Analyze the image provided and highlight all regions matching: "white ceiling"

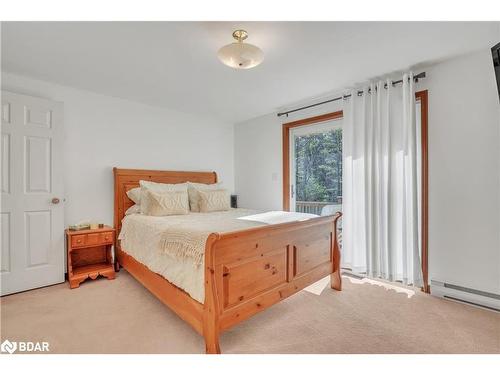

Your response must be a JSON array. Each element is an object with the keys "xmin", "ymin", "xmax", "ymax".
[{"xmin": 1, "ymin": 22, "xmax": 499, "ymax": 123}]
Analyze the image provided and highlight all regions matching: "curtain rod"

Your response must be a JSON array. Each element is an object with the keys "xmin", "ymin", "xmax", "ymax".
[{"xmin": 276, "ymin": 71, "xmax": 426, "ymax": 117}]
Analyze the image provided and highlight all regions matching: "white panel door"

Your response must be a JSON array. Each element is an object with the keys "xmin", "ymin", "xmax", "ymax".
[{"xmin": 1, "ymin": 91, "xmax": 64, "ymax": 295}]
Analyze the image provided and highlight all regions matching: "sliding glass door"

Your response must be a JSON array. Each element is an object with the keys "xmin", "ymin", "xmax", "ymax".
[
  {"xmin": 289, "ymin": 118, "xmax": 343, "ymax": 215},
  {"xmin": 282, "ymin": 91, "xmax": 428, "ymax": 290}
]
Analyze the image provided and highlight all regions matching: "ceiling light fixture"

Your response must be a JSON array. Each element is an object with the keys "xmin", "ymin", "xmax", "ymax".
[{"xmin": 217, "ymin": 30, "xmax": 264, "ymax": 70}]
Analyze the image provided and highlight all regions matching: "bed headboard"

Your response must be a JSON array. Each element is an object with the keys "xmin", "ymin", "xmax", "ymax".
[{"xmin": 113, "ymin": 168, "xmax": 218, "ymax": 242}]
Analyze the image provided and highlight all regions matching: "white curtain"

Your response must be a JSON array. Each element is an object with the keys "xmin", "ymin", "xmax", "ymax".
[{"xmin": 342, "ymin": 72, "xmax": 422, "ymax": 286}]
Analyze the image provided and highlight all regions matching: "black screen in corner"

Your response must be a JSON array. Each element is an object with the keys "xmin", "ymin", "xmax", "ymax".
[{"xmin": 492, "ymin": 42, "xmax": 500, "ymax": 101}]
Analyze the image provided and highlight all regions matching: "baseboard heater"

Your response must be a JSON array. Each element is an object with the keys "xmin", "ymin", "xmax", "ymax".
[{"xmin": 431, "ymin": 280, "xmax": 500, "ymax": 312}]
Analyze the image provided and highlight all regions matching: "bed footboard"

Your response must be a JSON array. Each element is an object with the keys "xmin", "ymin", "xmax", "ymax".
[{"xmin": 203, "ymin": 212, "xmax": 342, "ymax": 353}]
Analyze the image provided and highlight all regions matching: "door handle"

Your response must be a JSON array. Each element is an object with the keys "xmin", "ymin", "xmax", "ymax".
[
  {"xmin": 51, "ymin": 197, "xmax": 60, "ymax": 204},
  {"xmin": 291, "ymin": 185, "xmax": 295, "ymax": 199}
]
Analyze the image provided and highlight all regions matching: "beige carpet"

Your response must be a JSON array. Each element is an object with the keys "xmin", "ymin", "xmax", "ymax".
[{"xmin": 1, "ymin": 270, "xmax": 499, "ymax": 354}]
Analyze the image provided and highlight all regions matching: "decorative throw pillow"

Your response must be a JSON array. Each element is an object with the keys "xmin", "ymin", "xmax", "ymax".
[
  {"xmin": 139, "ymin": 180, "xmax": 188, "ymax": 214},
  {"xmin": 125, "ymin": 204, "xmax": 141, "ymax": 215},
  {"xmin": 198, "ymin": 189, "xmax": 231, "ymax": 213},
  {"xmin": 141, "ymin": 189, "xmax": 189, "ymax": 216},
  {"xmin": 126, "ymin": 187, "xmax": 142, "ymax": 204},
  {"xmin": 187, "ymin": 182, "xmax": 221, "ymax": 212},
  {"xmin": 139, "ymin": 180, "xmax": 188, "ymax": 193}
]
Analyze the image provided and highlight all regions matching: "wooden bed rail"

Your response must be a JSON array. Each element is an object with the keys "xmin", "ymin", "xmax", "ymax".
[{"xmin": 203, "ymin": 212, "xmax": 342, "ymax": 353}]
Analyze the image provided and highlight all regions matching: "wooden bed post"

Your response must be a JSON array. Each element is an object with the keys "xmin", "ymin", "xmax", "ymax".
[
  {"xmin": 330, "ymin": 212, "xmax": 342, "ymax": 291},
  {"xmin": 203, "ymin": 234, "xmax": 221, "ymax": 354}
]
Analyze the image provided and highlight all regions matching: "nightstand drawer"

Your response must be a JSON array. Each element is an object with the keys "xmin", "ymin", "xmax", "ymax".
[
  {"xmin": 71, "ymin": 234, "xmax": 86, "ymax": 247},
  {"xmin": 101, "ymin": 231, "xmax": 113, "ymax": 244},
  {"xmin": 87, "ymin": 233, "xmax": 101, "ymax": 246},
  {"xmin": 70, "ymin": 231, "xmax": 114, "ymax": 248}
]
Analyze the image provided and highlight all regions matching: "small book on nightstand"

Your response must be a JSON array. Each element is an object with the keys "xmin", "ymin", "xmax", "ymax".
[{"xmin": 65, "ymin": 226, "xmax": 116, "ymax": 288}]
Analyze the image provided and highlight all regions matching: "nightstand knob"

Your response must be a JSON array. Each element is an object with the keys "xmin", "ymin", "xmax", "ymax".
[{"xmin": 77, "ymin": 239, "xmax": 82, "ymax": 243}]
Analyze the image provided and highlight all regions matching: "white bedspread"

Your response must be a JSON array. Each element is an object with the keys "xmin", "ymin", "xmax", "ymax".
[{"xmin": 118, "ymin": 208, "xmax": 317, "ymax": 303}]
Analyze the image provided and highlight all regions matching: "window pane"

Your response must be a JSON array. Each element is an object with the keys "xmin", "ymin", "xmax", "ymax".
[{"xmin": 294, "ymin": 128, "xmax": 342, "ymax": 215}]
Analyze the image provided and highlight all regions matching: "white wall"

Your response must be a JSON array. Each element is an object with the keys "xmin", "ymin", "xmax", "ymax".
[
  {"xmin": 422, "ymin": 50, "xmax": 500, "ymax": 294},
  {"xmin": 234, "ymin": 49, "xmax": 500, "ymax": 294},
  {"xmin": 234, "ymin": 113, "xmax": 282, "ymax": 211},
  {"xmin": 1, "ymin": 72, "xmax": 235, "ymax": 227},
  {"xmin": 234, "ymin": 99, "xmax": 343, "ymax": 211}
]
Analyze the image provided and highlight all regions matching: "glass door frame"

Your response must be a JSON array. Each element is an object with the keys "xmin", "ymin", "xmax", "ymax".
[
  {"xmin": 282, "ymin": 110, "xmax": 343, "ymax": 212},
  {"xmin": 288, "ymin": 118, "xmax": 343, "ymax": 212}
]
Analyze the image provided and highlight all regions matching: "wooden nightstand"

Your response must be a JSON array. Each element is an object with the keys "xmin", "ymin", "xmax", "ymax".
[{"xmin": 66, "ymin": 226, "xmax": 116, "ymax": 288}]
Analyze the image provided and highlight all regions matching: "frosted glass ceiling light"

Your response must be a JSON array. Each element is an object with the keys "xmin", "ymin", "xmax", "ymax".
[{"xmin": 217, "ymin": 30, "xmax": 264, "ymax": 69}]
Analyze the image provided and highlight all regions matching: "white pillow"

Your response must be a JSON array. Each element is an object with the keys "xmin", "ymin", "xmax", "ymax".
[
  {"xmin": 139, "ymin": 180, "xmax": 188, "ymax": 214},
  {"xmin": 126, "ymin": 187, "xmax": 141, "ymax": 204},
  {"xmin": 139, "ymin": 180, "xmax": 188, "ymax": 193},
  {"xmin": 198, "ymin": 189, "xmax": 231, "ymax": 213},
  {"xmin": 125, "ymin": 204, "xmax": 141, "ymax": 215},
  {"xmin": 141, "ymin": 189, "xmax": 189, "ymax": 216},
  {"xmin": 187, "ymin": 182, "xmax": 221, "ymax": 212}
]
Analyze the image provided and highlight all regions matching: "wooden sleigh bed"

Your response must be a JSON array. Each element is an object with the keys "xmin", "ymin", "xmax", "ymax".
[{"xmin": 113, "ymin": 168, "xmax": 342, "ymax": 354}]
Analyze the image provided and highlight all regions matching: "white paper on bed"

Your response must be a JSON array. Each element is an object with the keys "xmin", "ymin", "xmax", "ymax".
[{"xmin": 237, "ymin": 210, "xmax": 317, "ymax": 225}]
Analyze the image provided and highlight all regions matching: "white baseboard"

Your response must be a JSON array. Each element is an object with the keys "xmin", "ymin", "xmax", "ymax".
[{"xmin": 431, "ymin": 280, "xmax": 500, "ymax": 312}]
